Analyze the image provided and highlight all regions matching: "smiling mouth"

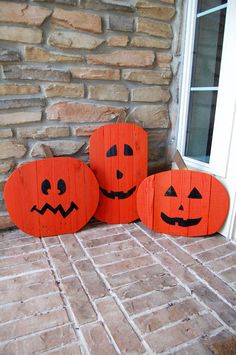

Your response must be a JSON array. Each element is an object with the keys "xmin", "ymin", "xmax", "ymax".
[
  {"xmin": 161, "ymin": 212, "xmax": 202, "ymax": 227},
  {"xmin": 100, "ymin": 186, "xmax": 136, "ymax": 199},
  {"xmin": 31, "ymin": 202, "xmax": 78, "ymax": 218}
]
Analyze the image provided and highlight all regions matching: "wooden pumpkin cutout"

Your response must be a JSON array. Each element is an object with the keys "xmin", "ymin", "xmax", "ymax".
[
  {"xmin": 137, "ymin": 170, "xmax": 229, "ymax": 237},
  {"xmin": 90, "ymin": 123, "xmax": 147, "ymax": 224},
  {"xmin": 4, "ymin": 157, "xmax": 99, "ymax": 237}
]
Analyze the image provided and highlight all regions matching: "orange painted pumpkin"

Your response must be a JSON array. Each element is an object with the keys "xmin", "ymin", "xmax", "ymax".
[
  {"xmin": 137, "ymin": 170, "xmax": 229, "ymax": 237},
  {"xmin": 4, "ymin": 157, "xmax": 99, "ymax": 237},
  {"xmin": 90, "ymin": 123, "xmax": 147, "ymax": 223}
]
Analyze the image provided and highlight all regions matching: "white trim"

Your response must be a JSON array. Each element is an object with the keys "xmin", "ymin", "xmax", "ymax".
[
  {"xmin": 177, "ymin": 0, "xmax": 198, "ymax": 158},
  {"xmin": 197, "ymin": 4, "xmax": 227, "ymax": 18},
  {"xmin": 178, "ymin": 0, "xmax": 236, "ymax": 240},
  {"xmin": 190, "ymin": 87, "xmax": 218, "ymax": 91}
]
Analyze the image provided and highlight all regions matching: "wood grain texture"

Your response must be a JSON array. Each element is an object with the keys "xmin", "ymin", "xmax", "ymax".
[
  {"xmin": 4, "ymin": 157, "xmax": 99, "ymax": 237},
  {"xmin": 137, "ymin": 170, "xmax": 229, "ymax": 237},
  {"xmin": 90, "ymin": 123, "xmax": 147, "ymax": 224}
]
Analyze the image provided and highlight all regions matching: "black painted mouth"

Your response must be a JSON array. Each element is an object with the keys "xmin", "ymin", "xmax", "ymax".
[
  {"xmin": 31, "ymin": 202, "xmax": 78, "ymax": 218},
  {"xmin": 161, "ymin": 212, "xmax": 202, "ymax": 227},
  {"xmin": 100, "ymin": 186, "xmax": 136, "ymax": 199}
]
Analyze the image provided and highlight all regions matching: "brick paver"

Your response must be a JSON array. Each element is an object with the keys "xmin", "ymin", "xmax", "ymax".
[{"xmin": 1, "ymin": 224, "xmax": 236, "ymax": 354}]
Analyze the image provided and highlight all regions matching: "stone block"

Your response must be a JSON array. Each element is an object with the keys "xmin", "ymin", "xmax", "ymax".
[
  {"xmin": 86, "ymin": 239, "xmax": 138, "ymax": 258},
  {"xmin": 131, "ymin": 86, "xmax": 170, "ymax": 102},
  {"xmin": 44, "ymin": 83, "xmax": 84, "ymax": 98},
  {"xmin": 137, "ymin": 18, "xmax": 173, "ymax": 38},
  {"xmin": 74, "ymin": 125, "xmax": 99, "ymax": 137},
  {"xmin": 55, "ymin": 0, "xmax": 78, "ymax": 4},
  {"xmin": 123, "ymin": 285, "xmax": 188, "ymax": 315},
  {"xmin": 99, "ymin": 255, "xmax": 155, "ymax": 276},
  {"xmin": 130, "ymin": 35, "xmax": 171, "ymax": 49},
  {"xmin": 48, "ymin": 245, "xmax": 75, "ymax": 279},
  {"xmin": 47, "ymin": 102, "xmax": 127, "ymax": 123},
  {"xmin": 25, "ymin": 47, "xmax": 83, "ymax": 63},
  {"xmin": 3, "ymin": 65, "xmax": 70, "ymax": 82},
  {"xmin": 0, "ymin": 140, "xmax": 27, "ymax": 159},
  {"xmin": 81, "ymin": 322, "xmax": 116, "ymax": 355},
  {"xmin": 0, "ymin": 99, "xmax": 45, "ymax": 110},
  {"xmin": 0, "ymin": 111, "xmax": 42, "ymax": 126},
  {"xmin": 0, "ymin": 26, "xmax": 42, "ymax": 44},
  {"xmin": 156, "ymin": 52, "xmax": 173, "ymax": 68},
  {"xmin": 88, "ymin": 84, "xmax": 129, "ymax": 101},
  {"xmin": 71, "ymin": 67, "xmax": 120, "ymax": 80},
  {"xmin": 75, "ymin": 259, "xmax": 108, "ymax": 299},
  {"xmin": 0, "ymin": 2, "xmax": 52, "ymax": 26},
  {"xmin": 107, "ymin": 35, "xmax": 129, "ymax": 47},
  {"xmin": 0, "ymin": 324, "xmax": 77, "ymax": 355},
  {"xmin": 191, "ymin": 282, "xmax": 236, "ymax": 330},
  {"xmin": 190, "ymin": 264, "xmax": 236, "ymax": 306},
  {"xmin": 95, "ymin": 297, "xmax": 145, "ymax": 354},
  {"xmin": 0, "ymin": 309, "xmax": 69, "ymax": 343},
  {"xmin": 0, "ymin": 84, "xmax": 40, "ymax": 96},
  {"xmin": 137, "ymin": 1, "xmax": 176, "ymax": 20},
  {"xmin": 145, "ymin": 313, "xmax": 220, "ymax": 353},
  {"xmin": 87, "ymin": 50, "xmax": 155, "ymax": 67},
  {"xmin": 83, "ymin": 0, "xmax": 135, "ymax": 12},
  {"xmin": 30, "ymin": 140, "xmax": 85, "ymax": 157},
  {"xmin": 108, "ymin": 15, "xmax": 133, "ymax": 32},
  {"xmin": 0, "ymin": 213, "xmax": 15, "ymax": 230},
  {"xmin": 17, "ymin": 126, "xmax": 70, "ymax": 139},
  {"xmin": 60, "ymin": 234, "xmax": 86, "ymax": 261},
  {"xmin": 0, "ymin": 48, "xmax": 21, "ymax": 62},
  {"xmin": 60, "ymin": 277, "xmax": 97, "ymax": 325},
  {"xmin": 127, "ymin": 105, "xmax": 169, "ymax": 128},
  {"xmin": 51, "ymin": 7, "xmax": 102, "ymax": 33},
  {"xmin": 0, "ymin": 129, "xmax": 13, "ymax": 138},
  {"xmin": 129, "ymin": 228, "xmax": 164, "ymax": 253},
  {"xmin": 82, "ymin": 233, "xmax": 130, "ymax": 248},
  {"xmin": 48, "ymin": 31, "xmax": 104, "ymax": 50},
  {"xmin": 0, "ymin": 161, "xmax": 14, "ymax": 175},
  {"xmin": 161, "ymin": 0, "xmax": 175, "ymax": 3},
  {"xmin": 123, "ymin": 69, "xmax": 172, "ymax": 85}
]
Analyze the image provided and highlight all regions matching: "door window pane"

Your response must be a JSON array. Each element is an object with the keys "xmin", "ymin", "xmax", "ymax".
[
  {"xmin": 198, "ymin": 0, "xmax": 227, "ymax": 13},
  {"xmin": 191, "ymin": 8, "xmax": 226, "ymax": 87},
  {"xmin": 185, "ymin": 91, "xmax": 218, "ymax": 163}
]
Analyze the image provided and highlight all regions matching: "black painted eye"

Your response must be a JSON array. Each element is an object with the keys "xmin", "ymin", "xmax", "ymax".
[
  {"xmin": 57, "ymin": 179, "xmax": 66, "ymax": 195},
  {"xmin": 41, "ymin": 179, "xmax": 51, "ymax": 195},
  {"xmin": 106, "ymin": 145, "xmax": 117, "ymax": 157},
  {"xmin": 164, "ymin": 185, "xmax": 177, "ymax": 197},
  {"xmin": 188, "ymin": 187, "xmax": 202, "ymax": 199},
  {"xmin": 124, "ymin": 144, "xmax": 133, "ymax": 156}
]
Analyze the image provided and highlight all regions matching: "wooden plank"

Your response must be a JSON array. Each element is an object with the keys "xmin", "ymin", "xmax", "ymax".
[
  {"xmin": 90, "ymin": 123, "xmax": 147, "ymax": 224},
  {"xmin": 137, "ymin": 170, "xmax": 229, "ymax": 237},
  {"xmin": 4, "ymin": 157, "xmax": 99, "ymax": 237}
]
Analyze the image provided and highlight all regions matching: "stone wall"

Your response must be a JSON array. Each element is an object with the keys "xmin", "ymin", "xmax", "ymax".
[{"xmin": 0, "ymin": 0, "xmax": 177, "ymax": 227}]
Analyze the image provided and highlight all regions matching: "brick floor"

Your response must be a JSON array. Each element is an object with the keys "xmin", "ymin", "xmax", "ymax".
[{"xmin": 0, "ymin": 222, "xmax": 236, "ymax": 354}]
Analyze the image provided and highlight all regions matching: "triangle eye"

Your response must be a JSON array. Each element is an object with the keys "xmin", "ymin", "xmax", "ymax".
[
  {"xmin": 164, "ymin": 185, "xmax": 177, "ymax": 197},
  {"xmin": 188, "ymin": 187, "xmax": 202, "ymax": 199},
  {"xmin": 106, "ymin": 145, "xmax": 117, "ymax": 157},
  {"xmin": 124, "ymin": 144, "xmax": 133, "ymax": 156}
]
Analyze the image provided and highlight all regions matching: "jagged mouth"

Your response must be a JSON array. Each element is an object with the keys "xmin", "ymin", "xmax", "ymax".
[
  {"xmin": 100, "ymin": 186, "xmax": 136, "ymax": 199},
  {"xmin": 31, "ymin": 202, "xmax": 79, "ymax": 218},
  {"xmin": 161, "ymin": 212, "xmax": 202, "ymax": 227}
]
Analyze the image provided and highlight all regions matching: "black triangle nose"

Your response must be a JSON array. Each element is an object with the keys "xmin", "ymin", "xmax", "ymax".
[
  {"xmin": 178, "ymin": 204, "xmax": 184, "ymax": 211},
  {"xmin": 116, "ymin": 170, "xmax": 123, "ymax": 179}
]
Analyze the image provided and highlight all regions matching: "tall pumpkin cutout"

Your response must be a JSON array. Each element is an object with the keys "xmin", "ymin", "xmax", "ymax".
[
  {"xmin": 90, "ymin": 123, "xmax": 147, "ymax": 224},
  {"xmin": 4, "ymin": 157, "xmax": 99, "ymax": 237},
  {"xmin": 137, "ymin": 170, "xmax": 229, "ymax": 237}
]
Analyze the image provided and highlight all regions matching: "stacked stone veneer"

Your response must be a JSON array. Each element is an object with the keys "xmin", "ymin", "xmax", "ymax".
[{"xmin": 0, "ymin": 0, "xmax": 176, "ymax": 226}]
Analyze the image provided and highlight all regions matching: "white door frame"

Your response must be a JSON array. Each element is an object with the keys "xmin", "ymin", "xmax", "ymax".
[{"xmin": 177, "ymin": 0, "xmax": 236, "ymax": 240}]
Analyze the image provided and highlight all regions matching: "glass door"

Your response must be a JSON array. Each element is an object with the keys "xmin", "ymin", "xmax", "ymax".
[
  {"xmin": 178, "ymin": 0, "xmax": 236, "ymax": 240},
  {"xmin": 185, "ymin": 1, "xmax": 227, "ymax": 163}
]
